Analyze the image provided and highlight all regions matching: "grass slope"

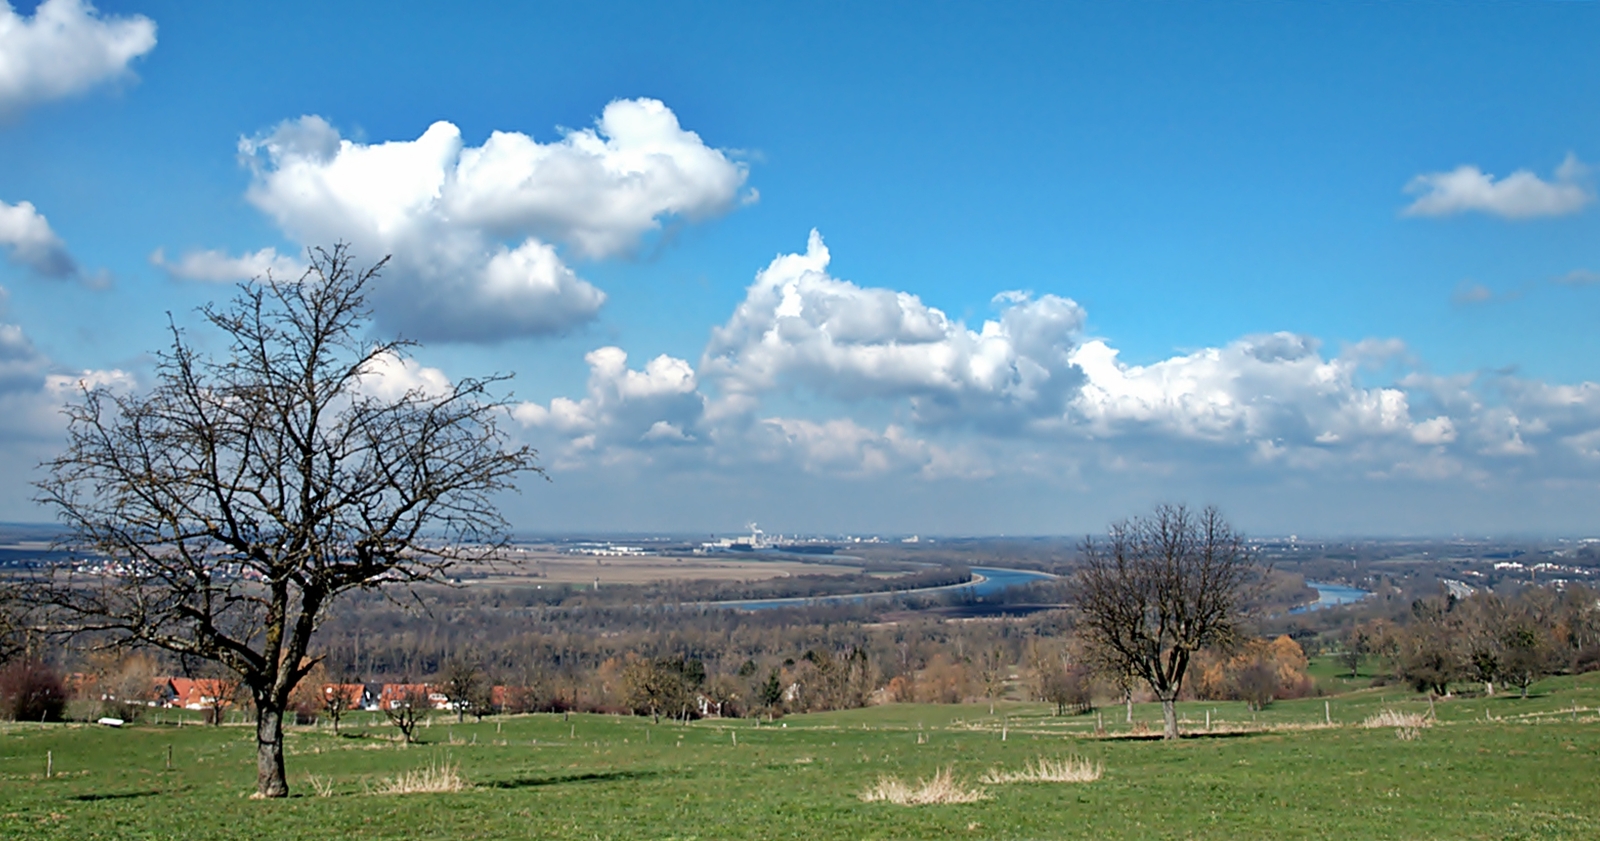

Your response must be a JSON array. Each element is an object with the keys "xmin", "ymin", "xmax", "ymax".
[{"xmin": 3, "ymin": 671, "xmax": 1599, "ymax": 839}]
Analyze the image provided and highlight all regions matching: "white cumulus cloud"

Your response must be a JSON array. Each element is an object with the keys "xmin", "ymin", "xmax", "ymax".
[
  {"xmin": 354, "ymin": 351, "xmax": 453, "ymax": 401},
  {"xmin": 149, "ymin": 246, "xmax": 304, "ymax": 283},
  {"xmin": 0, "ymin": 0, "xmax": 156, "ymax": 117},
  {"xmin": 1068, "ymin": 333, "xmax": 1420, "ymax": 447},
  {"xmin": 701, "ymin": 230, "xmax": 1086, "ymax": 429},
  {"xmin": 1403, "ymin": 154, "xmax": 1592, "ymax": 219},
  {"xmin": 227, "ymin": 99, "xmax": 748, "ymax": 342},
  {"xmin": 514, "ymin": 346, "xmax": 705, "ymax": 466},
  {"xmin": 0, "ymin": 198, "xmax": 77, "ymax": 278}
]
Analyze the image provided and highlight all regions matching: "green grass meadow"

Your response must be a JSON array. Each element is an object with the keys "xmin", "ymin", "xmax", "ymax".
[{"xmin": 4, "ymin": 667, "xmax": 1599, "ymax": 840}]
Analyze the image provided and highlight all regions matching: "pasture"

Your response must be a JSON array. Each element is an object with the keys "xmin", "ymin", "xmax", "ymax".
[{"xmin": 3, "ymin": 674, "xmax": 1599, "ymax": 840}]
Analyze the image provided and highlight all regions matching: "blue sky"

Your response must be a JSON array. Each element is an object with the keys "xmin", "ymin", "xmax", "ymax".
[{"xmin": 1, "ymin": 1, "xmax": 1599, "ymax": 536}]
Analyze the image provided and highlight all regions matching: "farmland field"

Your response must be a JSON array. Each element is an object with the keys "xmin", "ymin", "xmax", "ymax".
[
  {"xmin": 4, "ymin": 671, "xmax": 1599, "ymax": 840},
  {"xmin": 461, "ymin": 548, "xmax": 863, "ymax": 586}
]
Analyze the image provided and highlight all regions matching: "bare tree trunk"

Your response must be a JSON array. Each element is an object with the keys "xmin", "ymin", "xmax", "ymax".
[
  {"xmin": 255, "ymin": 704, "xmax": 289, "ymax": 797},
  {"xmin": 1160, "ymin": 696, "xmax": 1179, "ymax": 740},
  {"xmin": 1125, "ymin": 693, "xmax": 1133, "ymax": 723}
]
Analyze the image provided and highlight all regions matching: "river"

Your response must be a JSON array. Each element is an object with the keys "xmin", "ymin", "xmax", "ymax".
[
  {"xmin": 706, "ymin": 565, "xmax": 1056, "ymax": 611},
  {"xmin": 1289, "ymin": 581, "xmax": 1373, "ymax": 614}
]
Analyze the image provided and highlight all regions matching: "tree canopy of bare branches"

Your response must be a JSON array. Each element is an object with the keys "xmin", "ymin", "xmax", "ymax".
[
  {"xmin": 30, "ymin": 245, "xmax": 540, "ymax": 797},
  {"xmin": 1074, "ymin": 504, "xmax": 1254, "ymax": 739},
  {"xmin": 0, "ymin": 582, "xmax": 24, "ymax": 666}
]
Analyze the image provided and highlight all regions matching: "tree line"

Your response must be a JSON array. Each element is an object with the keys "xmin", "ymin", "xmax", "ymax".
[{"xmin": 1343, "ymin": 584, "xmax": 1600, "ymax": 698}]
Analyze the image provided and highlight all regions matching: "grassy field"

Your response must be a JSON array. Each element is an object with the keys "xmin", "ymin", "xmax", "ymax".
[{"xmin": 3, "ymin": 668, "xmax": 1599, "ymax": 839}]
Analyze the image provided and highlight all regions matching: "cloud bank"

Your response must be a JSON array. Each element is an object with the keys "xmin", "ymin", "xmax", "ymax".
[
  {"xmin": 515, "ymin": 231, "xmax": 1600, "ymax": 497},
  {"xmin": 172, "ymin": 99, "xmax": 749, "ymax": 342},
  {"xmin": 0, "ymin": 0, "xmax": 156, "ymax": 117}
]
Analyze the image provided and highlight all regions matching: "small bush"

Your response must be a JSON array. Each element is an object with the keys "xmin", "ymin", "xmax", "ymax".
[
  {"xmin": 981, "ymin": 756, "xmax": 1102, "ymax": 784},
  {"xmin": 0, "ymin": 661, "xmax": 67, "ymax": 722},
  {"xmin": 859, "ymin": 767, "xmax": 988, "ymax": 805}
]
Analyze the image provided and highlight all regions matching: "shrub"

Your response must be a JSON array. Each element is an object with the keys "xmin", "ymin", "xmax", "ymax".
[
  {"xmin": 1036, "ymin": 660, "xmax": 1094, "ymax": 715},
  {"xmin": 885, "ymin": 675, "xmax": 914, "ymax": 704},
  {"xmin": 1195, "ymin": 635, "xmax": 1314, "ymax": 707},
  {"xmin": 0, "ymin": 661, "xmax": 67, "ymax": 722}
]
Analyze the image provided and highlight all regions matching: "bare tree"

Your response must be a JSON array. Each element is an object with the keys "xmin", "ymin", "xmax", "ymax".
[
  {"xmin": 1074, "ymin": 504, "xmax": 1254, "ymax": 740},
  {"xmin": 442, "ymin": 656, "xmax": 486, "ymax": 723},
  {"xmin": 978, "ymin": 645, "xmax": 1006, "ymax": 715},
  {"xmin": 1034, "ymin": 655, "xmax": 1093, "ymax": 716},
  {"xmin": 383, "ymin": 685, "xmax": 428, "ymax": 743},
  {"xmin": 622, "ymin": 656, "xmax": 695, "ymax": 723},
  {"xmin": 1232, "ymin": 658, "xmax": 1277, "ymax": 711},
  {"xmin": 30, "ymin": 246, "xmax": 540, "ymax": 797},
  {"xmin": 1501, "ymin": 615, "xmax": 1555, "ymax": 699},
  {"xmin": 1338, "ymin": 623, "xmax": 1373, "ymax": 680},
  {"xmin": 97, "ymin": 651, "xmax": 159, "ymax": 721},
  {"xmin": 1397, "ymin": 595, "xmax": 1458, "ymax": 696},
  {"xmin": 204, "ymin": 673, "xmax": 243, "ymax": 726},
  {"xmin": 320, "ymin": 669, "xmax": 358, "ymax": 734},
  {"xmin": 1456, "ymin": 593, "xmax": 1506, "ymax": 695}
]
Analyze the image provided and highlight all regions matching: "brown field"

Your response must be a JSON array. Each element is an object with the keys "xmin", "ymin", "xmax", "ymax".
[{"xmin": 464, "ymin": 547, "xmax": 863, "ymax": 586}]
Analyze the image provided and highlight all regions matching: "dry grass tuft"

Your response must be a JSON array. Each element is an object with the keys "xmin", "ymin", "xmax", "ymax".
[
  {"xmin": 1363, "ymin": 709, "xmax": 1430, "ymax": 741},
  {"xmin": 981, "ymin": 755, "xmax": 1102, "ymax": 784},
  {"xmin": 859, "ymin": 766, "xmax": 989, "ymax": 805},
  {"xmin": 306, "ymin": 774, "xmax": 335, "ymax": 797},
  {"xmin": 1362, "ymin": 709, "xmax": 1431, "ymax": 729},
  {"xmin": 373, "ymin": 759, "xmax": 468, "ymax": 794}
]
